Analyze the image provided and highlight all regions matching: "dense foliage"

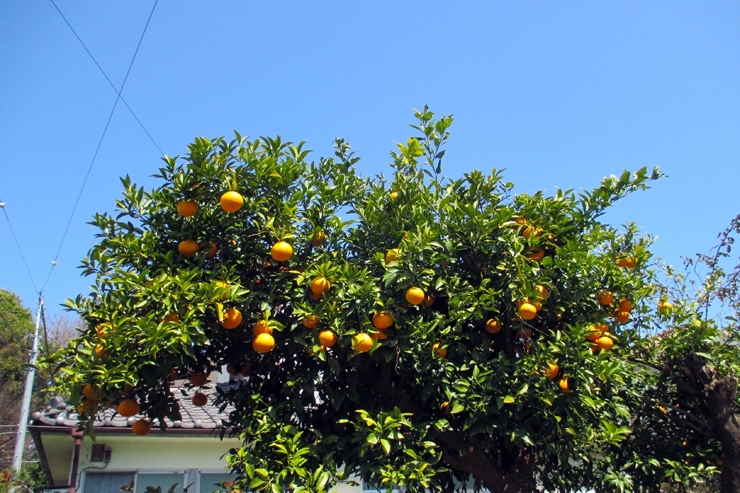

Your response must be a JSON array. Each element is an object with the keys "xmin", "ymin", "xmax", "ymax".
[{"xmin": 50, "ymin": 108, "xmax": 725, "ymax": 493}]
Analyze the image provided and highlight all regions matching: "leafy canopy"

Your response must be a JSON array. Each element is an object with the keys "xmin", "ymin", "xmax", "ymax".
[{"xmin": 51, "ymin": 108, "xmax": 667, "ymax": 493}]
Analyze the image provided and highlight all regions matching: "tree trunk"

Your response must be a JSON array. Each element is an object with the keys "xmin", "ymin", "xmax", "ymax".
[
  {"xmin": 430, "ymin": 429, "xmax": 536, "ymax": 493},
  {"xmin": 682, "ymin": 355, "xmax": 740, "ymax": 493}
]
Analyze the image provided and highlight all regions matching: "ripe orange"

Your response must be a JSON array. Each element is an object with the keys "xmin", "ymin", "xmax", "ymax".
[
  {"xmin": 253, "ymin": 333, "xmax": 275, "ymax": 353},
  {"xmin": 310, "ymin": 276, "xmax": 331, "ymax": 295},
  {"xmin": 96, "ymin": 324, "xmax": 108, "ymax": 338},
  {"xmin": 523, "ymin": 226, "xmax": 541, "ymax": 239},
  {"xmin": 618, "ymin": 299, "xmax": 633, "ymax": 312},
  {"xmin": 597, "ymin": 290, "xmax": 614, "ymax": 305},
  {"xmin": 385, "ymin": 249, "xmax": 401, "ymax": 263},
  {"xmin": 485, "ymin": 318, "xmax": 502, "ymax": 334},
  {"xmin": 535, "ymin": 285, "xmax": 549, "ymax": 299},
  {"xmin": 226, "ymin": 363, "xmax": 240, "ymax": 376},
  {"xmin": 423, "ymin": 295, "xmax": 435, "ymax": 308},
  {"xmin": 118, "ymin": 398, "xmax": 140, "ymax": 417},
  {"xmin": 271, "ymin": 241, "xmax": 293, "ymax": 262},
  {"xmin": 559, "ymin": 377, "xmax": 571, "ymax": 393},
  {"xmin": 131, "ymin": 419, "xmax": 151, "ymax": 436},
  {"xmin": 617, "ymin": 257, "xmax": 635, "ymax": 269},
  {"xmin": 189, "ymin": 372, "xmax": 208, "ymax": 386},
  {"xmin": 82, "ymin": 383, "xmax": 96, "ymax": 399},
  {"xmin": 310, "ymin": 231, "xmax": 327, "ymax": 246},
  {"xmin": 252, "ymin": 320, "xmax": 271, "ymax": 335},
  {"xmin": 370, "ymin": 331, "xmax": 388, "ymax": 340},
  {"xmin": 389, "ymin": 191, "xmax": 398, "ymax": 200},
  {"xmin": 439, "ymin": 401, "xmax": 450, "ymax": 411},
  {"xmin": 525, "ymin": 248, "xmax": 545, "ymax": 262},
  {"xmin": 191, "ymin": 392, "xmax": 208, "ymax": 407},
  {"xmin": 353, "ymin": 333, "xmax": 373, "ymax": 353},
  {"xmin": 406, "ymin": 287, "xmax": 425, "ymax": 305},
  {"xmin": 220, "ymin": 191, "xmax": 244, "ymax": 213},
  {"xmin": 220, "ymin": 307, "xmax": 243, "ymax": 330},
  {"xmin": 658, "ymin": 301, "xmax": 674, "ymax": 314},
  {"xmin": 95, "ymin": 344, "xmax": 105, "ymax": 359},
  {"xmin": 518, "ymin": 328, "xmax": 533, "ymax": 339},
  {"xmin": 614, "ymin": 311, "xmax": 630, "ymax": 323},
  {"xmin": 178, "ymin": 239, "xmax": 200, "ymax": 258},
  {"xmin": 432, "ymin": 343, "xmax": 447, "ymax": 359},
  {"xmin": 372, "ymin": 312, "xmax": 394, "ymax": 330},
  {"xmin": 513, "ymin": 217, "xmax": 526, "ymax": 225},
  {"xmin": 177, "ymin": 200, "xmax": 198, "ymax": 217},
  {"xmin": 545, "ymin": 362, "xmax": 559, "ymax": 380},
  {"xmin": 318, "ymin": 330, "xmax": 337, "ymax": 347},
  {"xmin": 585, "ymin": 325, "xmax": 603, "ymax": 342},
  {"xmin": 518, "ymin": 302, "xmax": 537, "ymax": 321},
  {"xmin": 593, "ymin": 336, "xmax": 614, "ymax": 352},
  {"xmin": 201, "ymin": 241, "xmax": 218, "ymax": 259},
  {"xmin": 303, "ymin": 315, "xmax": 320, "ymax": 329},
  {"xmin": 164, "ymin": 313, "xmax": 180, "ymax": 323}
]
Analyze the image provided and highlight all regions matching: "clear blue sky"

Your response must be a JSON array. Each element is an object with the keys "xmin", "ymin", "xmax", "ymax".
[{"xmin": 1, "ymin": 1, "xmax": 739, "ymax": 318}]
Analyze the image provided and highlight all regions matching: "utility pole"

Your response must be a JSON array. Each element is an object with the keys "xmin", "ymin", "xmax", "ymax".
[{"xmin": 12, "ymin": 294, "xmax": 43, "ymax": 473}]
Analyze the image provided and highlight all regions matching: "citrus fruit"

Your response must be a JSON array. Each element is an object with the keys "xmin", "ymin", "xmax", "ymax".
[
  {"xmin": 513, "ymin": 217, "xmax": 526, "ymax": 225},
  {"xmin": 252, "ymin": 320, "xmax": 271, "ymax": 335},
  {"xmin": 585, "ymin": 325, "xmax": 603, "ymax": 342},
  {"xmin": 545, "ymin": 362, "xmax": 559, "ymax": 380},
  {"xmin": 318, "ymin": 330, "xmax": 337, "ymax": 347},
  {"xmin": 310, "ymin": 276, "xmax": 331, "ymax": 295},
  {"xmin": 618, "ymin": 299, "xmax": 633, "ymax": 312},
  {"xmin": 485, "ymin": 318, "xmax": 502, "ymax": 334},
  {"xmin": 191, "ymin": 392, "xmax": 208, "ymax": 407},
  {"xmin": 658, "ymin": 301, "xmax": 674, "ymax": 314},
  {"xmin": 389, "ymin": 191, "xmax": 398, "ymax": 200},
  {"xmin": 131, "ymin": 419, "xmax": 151, "ymax": 436},
  {"xmin": 177, "ymin": 200, "xmax": 198, "ymax": 217},
  {"xmin": 220, "ymin": 307, "xmax": 243, "ymax": 330},
  {"xmin": 518, "ymin": 302, "xmax": 537, "ymax": 321},
  {"xmin": 614, "ymin": 311, "xmax": 630, "ymax": 323},
  {"xmin": 535, "ymin": 285, "xmax": 549, "ymax": 299},
  {"xmin": 310, "ymin": 231, "xmax": 327, "ymax": 246},
  {"xmin": 303, "ymin": 315, "xmax": 320, "ymax": 329},
  {"xmin": 432, "ymin": 343, "xmax": 447, "ymax": 358},
  {"xmin": 353, "ymin": 333, "xmax": 373, "ymax": 353},
  {"xmin": 617, "ymin": 257, "xmax": 635, "ymax": 269},
  {"xmin": 117, "ymin": 399, "xmax": 141, "ymax": 417},
  {"xmin": 201, "ymin": 241, "xmax": 217, "ymax": 259},
  {"xmin": 226, "ymin": 363, "xmax": 240, "ymax": 376},
  {"xmin": 178, "ymin": 239, "xmax": 199, "ymax": 258},
  {"xmin": 96, "ymin": 324, "xmax": 108, "ymax": 338},
  {"xmin": 559, "ymin": 377, "xmax": 571, "ymax": 393},
  {"xmin": 220, "ymin": 191, "xmax": 243, "ymax": 213},
  {"xmin": 423, "ymin": 295, "xmax": 435, "ymax": 308},
  {"xmin": 525, "ymin": 248, "xmax": 544, "ymax": 261},
  {"xmin": 593, "ymin": 336, "xmax": 614, "ymax": 352},
  {"xmin": 518, "ymin": 328, "xmax": 532, "ymax": 339},
  {"xmin": 168, "ymin": 368, "xmax": 179, "ymax": 382},
  {"xmin": 406, "ymin": 287, "xmax": 425, "ymax": 305},
  {"xmin": 372, "ymin": 312, "xmax": 394, "ymax": 330},
  {"xmin": 370, "ymin": 331, "xmax": 388, "ymax": 340},
  {"xmin": 253, "ymin": 333, "xmax": 275, "ymax": 353},
  {"xmin": 385, "ymin": 249, "xmax": 401, "ymax": 262},
  {"xmin": 95, "ymin": 345, "xmax": 105, "ymax": 359},
  {"xmin": 523, "ymin": 226, "xmax": 541, "ymax": 239},
  {"xmin": 271, "ymin": 241, "xmax": 293, "ymax": 261},
  {"xmin": 82, "ymin": 383, "xmax": 96, "ymax": 399},
  {"xmin": 164, "ymin": 313, "xmax": 180, "ymax": 323},
  {"xmin": 597, "ymin": 290, "xmax": 614, "ymax": 305},
  {"xmin": 239, "ymin": 362, "xmax": 251, "ymax": 376},
  {"xmin": 439, "ymin": 401, "xmax": 450, "ymax": 411},
  {"xmin": 189, "ymin": 372, "xmax": 208, "ymax": 387}
]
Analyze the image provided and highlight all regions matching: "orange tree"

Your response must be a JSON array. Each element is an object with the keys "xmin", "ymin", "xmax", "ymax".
[
  {"xmin": 50, "ymin": 108, "xmax": 671, "ymax": 492},
  {"xmin": 617, "ymin": 215, "xmax": 740, "ymax": 493}
]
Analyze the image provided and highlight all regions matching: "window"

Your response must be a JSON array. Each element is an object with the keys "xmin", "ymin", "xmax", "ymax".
[
  {"xmin": 199, "ymin": 472, "xmax": 239, "ymax": 493},
  {"xmin": 135, "ymin": 472, "xmax": 187, "ymax": 493},
  {"xmin": 84, "ymin": 472, "xmax": 135, "ymax": 493}
]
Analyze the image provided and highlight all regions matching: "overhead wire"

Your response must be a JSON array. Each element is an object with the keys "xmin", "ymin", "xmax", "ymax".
[
  {"xmin": 0, "ymin": 198, "xmax": 40, "ymax": 295},
  {"xmin": 48, "ymin": 0, "xmax": 164, "ymax": 157},
  {"xmin": 39, "ymin": 0, "xmax": 160, "ymax": 294}
]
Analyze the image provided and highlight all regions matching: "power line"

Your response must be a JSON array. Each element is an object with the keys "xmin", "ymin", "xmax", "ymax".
[
  {"xmin": 0, "ymin": 199, "xmax": 39, "ymax": 295},
  {"xmin": 40, "ymin": 0, "xmax": 160, "ymax": 294},
  {"xmin": 48, "ymin": 0, "xmax": 164, "ymax": 157}
]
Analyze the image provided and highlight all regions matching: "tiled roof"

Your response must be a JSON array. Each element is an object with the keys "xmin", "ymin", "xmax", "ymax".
[{"xmin": 31, "ymin": 376, "xmax": 237, "ymax": 431}]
